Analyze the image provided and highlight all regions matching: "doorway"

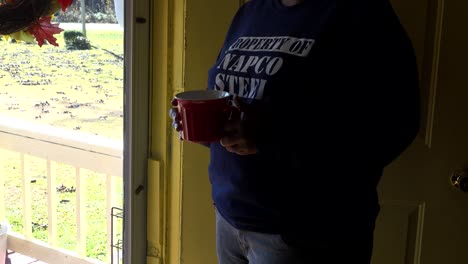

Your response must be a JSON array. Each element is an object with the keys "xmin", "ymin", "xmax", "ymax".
[{"xmin": 0, "ymin": 0, "xmax": 149, "ymax": 263}]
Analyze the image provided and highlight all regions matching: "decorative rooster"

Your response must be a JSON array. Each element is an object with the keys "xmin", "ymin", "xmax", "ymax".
[{"xmin": 0, "ymin": 0, "xmax": 74, "ymax": 47}]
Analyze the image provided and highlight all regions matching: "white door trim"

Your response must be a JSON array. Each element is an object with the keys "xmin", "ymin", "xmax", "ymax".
[{"xmin": 123, "ymin": 0, "xmax": 151, "ymax": 263}]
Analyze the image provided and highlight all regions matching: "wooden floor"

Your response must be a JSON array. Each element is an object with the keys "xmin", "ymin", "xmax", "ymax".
[{"xmin": 6, "ymin": 250, "xmax": 47, "ymax": 264}]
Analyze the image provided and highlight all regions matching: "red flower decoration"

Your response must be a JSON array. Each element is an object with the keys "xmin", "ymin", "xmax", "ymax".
[
  {"xmin": 27, "ymin": 16, "xmax": 64, "ymax": 47},
  {"xmin": 58, "ymin": 0, "xmax": 73, "ymax": 11}
]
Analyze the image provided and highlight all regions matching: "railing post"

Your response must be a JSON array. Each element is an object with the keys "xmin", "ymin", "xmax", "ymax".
[
  {"xmin": 22, "ymin": 154, "xmax": 32, "ymax": 239},
  {"xmin": 0, "ymin": 151, "xmax": 5, "ymax": 221},
  {"xmin": 0, "ymin": 120, "xmax": 123, "ymax": 262},
  {"xmin": 76, "ymin": 168, "xmax": 87, "ymax": 256},
  {"xmin": 106, "ymin": 174, "xmax": 115, "ymax": 264},
  {"xmin": 47, "ymin": 160, "xmax": 58, "ymax": 246}
]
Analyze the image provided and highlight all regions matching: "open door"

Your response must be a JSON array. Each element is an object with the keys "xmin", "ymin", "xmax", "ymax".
[{"xmin": 372, "ymin": 0, "xmax": 468, "ymax": 263}]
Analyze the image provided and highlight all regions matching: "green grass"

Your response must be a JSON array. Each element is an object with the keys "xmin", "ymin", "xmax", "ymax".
[
  {"xmin": 0, "ymin": 28, "xmax": 124, "ymax": 140},
  {"xmin": 0, "ymin": 28, "xmax": 124, "ymax": 262}
]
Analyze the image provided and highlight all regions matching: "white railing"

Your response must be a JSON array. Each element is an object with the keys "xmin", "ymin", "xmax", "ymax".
[{"xmin": 0, "ymin": 116, "xmax": 123, "ymax": 264}]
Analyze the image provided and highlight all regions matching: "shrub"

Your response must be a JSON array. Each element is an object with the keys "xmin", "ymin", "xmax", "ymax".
[
  {"xmin": 71, "ymin": 36, "xmax": 92, "ymax": 50},
  {"xmin": 64, "ymin": 30, "xmax": 92, "ymax": 50},
  {"xmin": 64, "ymin": 30, "xmax": 85, "ymax": 40}
]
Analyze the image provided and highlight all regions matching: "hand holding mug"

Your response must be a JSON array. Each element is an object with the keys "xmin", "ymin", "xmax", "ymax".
[
  {"xmin": 170, "ymin": 90, "xmax": 235, "ymax": 143},
  {"xmin": 220, "ymin": 96, "xmax": 259, "ymax": 156},
  {"xmin": 169, "ymin": 100, "xmax": 183, "ymax": 139}
]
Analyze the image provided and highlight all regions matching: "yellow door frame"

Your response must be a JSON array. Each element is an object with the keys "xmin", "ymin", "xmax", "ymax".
[{"xmin": 148, "ymin": 1, "xmax": 240, "ymax": 264}]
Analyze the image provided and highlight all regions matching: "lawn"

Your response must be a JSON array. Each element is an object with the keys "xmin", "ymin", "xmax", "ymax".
[
  {"xmin": 0, "ymin": 26, "xmax": 124, "ymax": 262},
  {"xmin": 0, "ymin": 27, "xmax": 124, "ymax": 140}
]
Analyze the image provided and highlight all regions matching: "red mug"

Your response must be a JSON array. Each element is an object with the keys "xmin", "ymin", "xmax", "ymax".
[{"xmin": 172, "ymin": 90, "xmax": 235, "ymax": 143}]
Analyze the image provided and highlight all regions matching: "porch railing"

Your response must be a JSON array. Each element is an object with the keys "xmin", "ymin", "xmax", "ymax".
[{"xmin": 0, "ymin": 116, "xmax": 123, "ymax": 264}]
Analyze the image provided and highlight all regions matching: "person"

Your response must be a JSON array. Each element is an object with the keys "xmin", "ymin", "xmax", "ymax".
[{"xmin": 170, "ymin": 0, "xmax": 420, "ymax": 263}]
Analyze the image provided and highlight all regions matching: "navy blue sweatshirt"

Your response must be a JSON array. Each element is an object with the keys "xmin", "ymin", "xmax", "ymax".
[{"xmin": 206, "ymin": 0, "xmax": 420, "ymax": 246}]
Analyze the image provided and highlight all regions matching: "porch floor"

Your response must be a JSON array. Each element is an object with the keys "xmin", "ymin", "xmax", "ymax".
[{"xmin": 6, "ymin": 250, "xmax": 47, "ymax": 264}]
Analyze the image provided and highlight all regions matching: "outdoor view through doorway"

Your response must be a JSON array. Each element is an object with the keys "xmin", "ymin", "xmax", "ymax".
[{"xmin": 0, "ymin": 0, "xmax": 125, "ymax": 263}]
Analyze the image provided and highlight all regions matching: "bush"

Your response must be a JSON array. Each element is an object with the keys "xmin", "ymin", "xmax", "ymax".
[
  {"xmin": 72, "ymin": 36, "xmax": 92, "ymax": 50},
  {"xmin": 64, "ymin": 30, "xmax": 85, "ymax": 40},
  {"xmin": 64, "ymin": 30, "xmax": 92, "ymax": 50}
]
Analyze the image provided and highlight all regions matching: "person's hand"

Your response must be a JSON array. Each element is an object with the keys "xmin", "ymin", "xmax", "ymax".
[
  {"xmin": 220, "ymin": 96, "xmax": 259, "ymax": 155},
  {"xmin": 169, "ymin": 99, "xmax": 183, "ymax": 139}
]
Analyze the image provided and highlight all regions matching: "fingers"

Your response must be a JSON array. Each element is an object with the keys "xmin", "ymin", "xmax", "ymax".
[
  {"xmin": 223, "ymin": 144, "xmax": 258, "ymax": 155},
  {"xmin": 220, "ymin": 135, "xmax": 257, "ymax": 155},
  {"xmin": 173, "ymin": 121, "xmax": 182, "ymax": 132},
  {"xmin": 220, "ymin": 119, "xmax": 242, "ymax": 149},
  {"xmin": 220, "ymin": 115, "xmax": 257, "ymax": 155},
  {"xmin": 224, "ymin": 119, "xmax": 240, "ymax": 134},
  {"xmin": 169, "ymin": 107, "xmax": 182, "ymax": 132},
  {"xmin": 169, "ymin": 108, "xmax": 179, "ymax": 120},
  {"xmin": 220, "ymin": 134, "xmax": 239, "ymax": 148}
]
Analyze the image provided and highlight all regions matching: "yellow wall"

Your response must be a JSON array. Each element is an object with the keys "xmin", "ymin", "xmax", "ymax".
[
  {"xmin": 182, "ymin": 1, "xmax": 239, "ymax": 264},
  {"xmin": 149, "ymin": 1, "xmax": 240, "ymax": 264}
]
